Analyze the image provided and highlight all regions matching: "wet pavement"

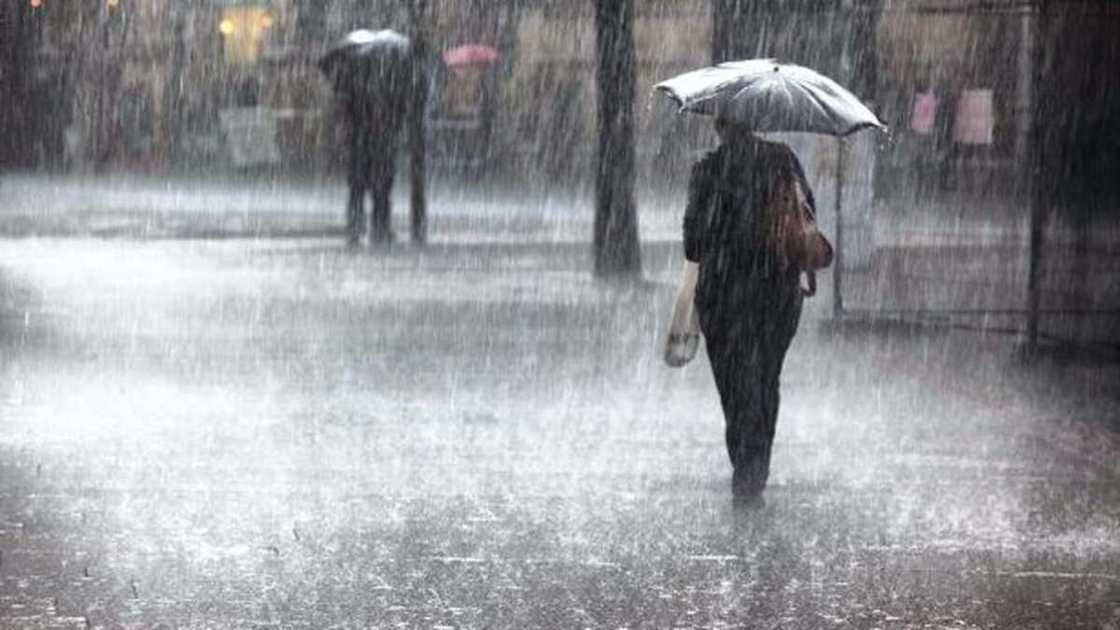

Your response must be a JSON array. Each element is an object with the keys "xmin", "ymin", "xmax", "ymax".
[{"xmin": 1, "ymin": 192, "xmax": 1119, "ymax": 627}]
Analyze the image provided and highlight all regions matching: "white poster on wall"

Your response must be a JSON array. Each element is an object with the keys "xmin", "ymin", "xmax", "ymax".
[
  {"xmin": 910, "ymin": 90, "xmax": 938, "ymax": 135},
  {"xmin": 953, "ymin": 89, "xmax": 994, "ymax": 145},
  {"xmin": 219, "ymin": 107, "xmax": 281, "ymax": 167}
]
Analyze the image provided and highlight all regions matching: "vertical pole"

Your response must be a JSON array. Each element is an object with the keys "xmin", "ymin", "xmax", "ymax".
[
  {"xmin": 833, "ymin": 137, "xmax": 846, "ymax": 319},
  {"xmin": 94, "ymin": 2, "xmax": 108, "ymax": 168},
  {"xmin": 1014, "ymin": 5, "xmax": 1034, "ymax": 168},
  {"xmin": 408, "ymin": 0, "xmax": 429, "ymax": 244},
  {"xmin": 1026, "ymin": 186, "xmax": 1044, "ymax": 352},
  {"xmin": 165, "ymin": 6, "xmax": 187, "ymax": 169},
  {"xmin": 493, "ymin": 0, "xmax": 522, "ymax": 173},
  {"xmin": 1025, "ymin": 1, "xmax": 1045, "ymax": 354}
]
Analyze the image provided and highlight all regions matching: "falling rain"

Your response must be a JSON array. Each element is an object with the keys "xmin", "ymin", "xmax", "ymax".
[{"xmin": 1, "ymin": 0, "xmax": 1118, "ymax": 628}]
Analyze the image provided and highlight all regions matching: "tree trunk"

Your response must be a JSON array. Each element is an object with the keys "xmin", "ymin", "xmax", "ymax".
[
  {"xmin": 408, "ymin": 0, "xmax": 430, "ymax": 244},
  {"xmin": 593, "ymin": 0, "xmax": 641, "ymax": 278},
  {"xmin": 0, "ymin": 1, "xmax": 34, "ymax": 168}
]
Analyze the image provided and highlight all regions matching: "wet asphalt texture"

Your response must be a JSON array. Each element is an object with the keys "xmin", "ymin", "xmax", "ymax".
[{"xmin": 0, "ymin": 231, "xmax": 1118, "ymax": 629}]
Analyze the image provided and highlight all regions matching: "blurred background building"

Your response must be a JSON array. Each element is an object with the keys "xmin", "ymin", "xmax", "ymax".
[
  {"xmin": 1, "ymin": 0, "xmax": 1117, "ymax": 219},
  {"xmin": 0, "ymin": 0, "xmax": 712, "ymax": 180}
]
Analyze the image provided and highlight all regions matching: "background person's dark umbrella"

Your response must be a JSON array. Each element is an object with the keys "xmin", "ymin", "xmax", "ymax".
[
  {"xmin": 318, "ymin": 29, "xmax": 412, "ymax": 94},
  {"xmin": 655, "ymin": 59, "xmax": 885, "ymax": 318},
  {"xmin": 655, "ymin": 59, "xmax": 884, "ymax": 136}
]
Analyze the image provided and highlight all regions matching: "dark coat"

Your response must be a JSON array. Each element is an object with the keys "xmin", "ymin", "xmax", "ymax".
[
  {"xmin": 337, "ymin": 56, "xmax": 413, "ymax": 141},
  {"xmin": 683, "ymin": 137, "xmax": 816, "ymax": 314},
  {"xmin": 337, "ymin": 56, "xmax": 421, "ymax": 242},
  {"xmin": 681, "ymin": 136, "xmax": 815, "ymax": 498}
]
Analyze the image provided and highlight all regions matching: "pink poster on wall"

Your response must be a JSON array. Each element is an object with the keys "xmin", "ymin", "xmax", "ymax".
[
  {"xmin": 953, "ymin": 89, "xmax": 994, "ymax": 145},
  {"xmin": 910, "ymin": 91, "xmax": 937, "ymax": 135}
]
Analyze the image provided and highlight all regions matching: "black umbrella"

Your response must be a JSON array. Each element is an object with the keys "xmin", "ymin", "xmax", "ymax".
[
  {"xmin": 318, "ymin": 29, "xmax": 412, "ymax": 95},
  {"xmin": 655, "ymin": 59, "xmax": 884, "ymax": 136}
]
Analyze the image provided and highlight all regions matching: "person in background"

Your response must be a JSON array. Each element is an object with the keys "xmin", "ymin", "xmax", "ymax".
[{"xmin": 334, "ymin": 51, "xmax": 414, "ymax": 247}]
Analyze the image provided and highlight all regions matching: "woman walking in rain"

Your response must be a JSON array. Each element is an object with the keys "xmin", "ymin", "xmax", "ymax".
[
  {"xmin": 658, "ymin": 59, "xmax": 880, "ymax": 505},
  {"xmin": 683, "ymin": 118, "xmax": 818, "ymax": 504}
]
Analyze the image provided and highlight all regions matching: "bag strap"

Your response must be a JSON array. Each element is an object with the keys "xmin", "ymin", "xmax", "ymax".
[{"xmin": 801, "ymin": 271, "xmax": 817, "ymax": 297}]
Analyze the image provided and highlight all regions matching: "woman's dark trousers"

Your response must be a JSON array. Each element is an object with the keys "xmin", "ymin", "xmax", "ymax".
[{"xmin": 700, "ymin": 288, "xmax": 801, "ymax": 500}]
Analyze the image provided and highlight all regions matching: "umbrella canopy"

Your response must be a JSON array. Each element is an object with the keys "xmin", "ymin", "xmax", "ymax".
[
  {"xmin": 318, "ymin": 29, "xmax": 412, "ymax": 91},
  {"xmin": 443, "ymin": 44, "xmax": 499, "ymax": 68},
  {"xmin": 655, "ymin": 59, "xmax": 884, "ymax": 136}
]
